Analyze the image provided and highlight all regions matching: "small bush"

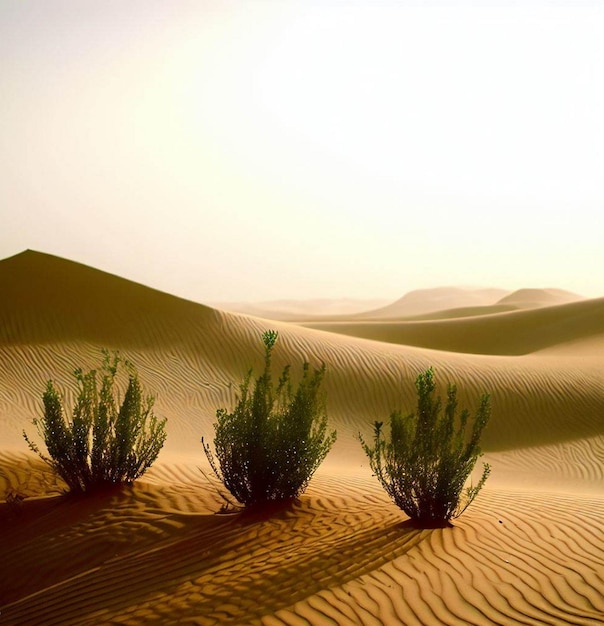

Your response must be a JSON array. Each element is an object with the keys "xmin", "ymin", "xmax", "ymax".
[
  {"xmin": 360, "ymin": 367, "xmax": 491, "ymax": 526},
  {"xmin": 202, "ymin": 330, "xmax": 337, "ymax": 508},
  {"xmin": 23, "ymin": 350, "xmax": 167, "ymax": 494}
]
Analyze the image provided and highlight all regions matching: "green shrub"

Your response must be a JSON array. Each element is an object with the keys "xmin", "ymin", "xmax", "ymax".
[
  {"xmin": 360, "ymin": 367, "xmax": 491, "ymax": 526},
  {"xmin": 202, "ymin": 330, "xmax": 337, "ymax": 508},
  {"xmin": 23, "ymin": 350, "xmax": 167, "ymax": 494}
]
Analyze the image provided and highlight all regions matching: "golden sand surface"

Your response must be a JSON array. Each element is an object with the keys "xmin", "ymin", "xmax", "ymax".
[{"xmin": 1, "ymin": 251, "xmax": 603, "ymax": 625}]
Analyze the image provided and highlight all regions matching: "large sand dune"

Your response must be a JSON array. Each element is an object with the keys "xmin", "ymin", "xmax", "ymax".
[{"xmin": 1, "ymin": 250, "xmax": 603, "ymax": 625}]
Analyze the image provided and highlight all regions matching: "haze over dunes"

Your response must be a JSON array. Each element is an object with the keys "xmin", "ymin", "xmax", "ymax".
[
  {"xmin": 218, "ymin": 286, "xmax": 586, "ymax": 324},
  {"xmin": 350, "ymin": 287, "xmax": 511, "ymax": 320},
  {"xmin": 211, "ymin": 297, "xmax": 391, "ymax": 322},
  {"xmin": 496, "ymin": 288, "xmax": 584, "ymax": 309},
  {"xmin": 0, "ymin": 250, "xmax": 603, "ymax": 625}
]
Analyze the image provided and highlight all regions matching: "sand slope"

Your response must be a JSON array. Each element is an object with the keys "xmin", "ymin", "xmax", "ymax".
[
  {"xmin": 302, "ymin": 296, "xmax": 604, "ymax": 355},
  {"xmin": 1, "ymin": 250, "xmax": 603, "ymax": 625}
]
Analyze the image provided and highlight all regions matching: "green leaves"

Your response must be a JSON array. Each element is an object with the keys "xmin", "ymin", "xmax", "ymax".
[
  {"xmin": 23, "ymin": 351, "xmax": 167, "ymax": 493},
  {"xmin": 262, "ymin": 329, "xmax": 279, "ymax": 351},
  {"xmin": 360, "ymin": 368, "xmax": 491, "ymax": 526},
  {"xmin": 203, "ymin": 330, "xmax": 337, "ymax": 508}
]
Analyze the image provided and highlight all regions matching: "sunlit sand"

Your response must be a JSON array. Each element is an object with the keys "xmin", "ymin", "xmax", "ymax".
[{"xmin": 1, "ymin": 251, "xmax": 603, "ymax": 625}]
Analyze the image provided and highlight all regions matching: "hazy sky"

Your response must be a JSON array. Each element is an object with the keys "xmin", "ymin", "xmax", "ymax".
[{"xmin": 2, "ymin": 0, "xmax": 603, "ymax": 302}]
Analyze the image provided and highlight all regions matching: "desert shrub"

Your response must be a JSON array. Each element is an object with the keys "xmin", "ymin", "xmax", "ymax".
[
  {"xmin": 360, "ymin": 367, "xmax": 491, "ymax": 526},
  {"xmin": 23, "ymin": 350, "xmax": 167, "ymax": 494},
  {"xmin": 202, "ymin": 330, "xmax": 337, "ymax": 508}
]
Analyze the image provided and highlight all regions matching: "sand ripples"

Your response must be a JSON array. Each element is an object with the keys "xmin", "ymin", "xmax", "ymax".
[
  {"xmin": 1, "ymin": 458, "xmax": 602, "ymax": 625},
  {"xmin": 267, "ymin": 487, "xmax": 604, "ymax": 626},
  {"xmin": 1, "ymin": 252, "xmax": 603, "ymax": 624}
]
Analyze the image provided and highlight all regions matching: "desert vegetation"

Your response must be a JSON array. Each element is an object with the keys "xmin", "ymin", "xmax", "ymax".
[
  {"xmin": 23, "ymin": 350, "xmax": 167, "ymax": 494},
  {"xmin": 360, "ymin": 367, "xmax": 491, "ymax": 526},
  {"xmin": 202, "ymin": 330, "xmax": 337, "ymax": 508}
]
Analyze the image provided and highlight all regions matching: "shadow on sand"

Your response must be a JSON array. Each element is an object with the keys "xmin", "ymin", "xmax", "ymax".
[{"xmin": 0, "ymin": 489, "xmax": 437, "ymax": 624}]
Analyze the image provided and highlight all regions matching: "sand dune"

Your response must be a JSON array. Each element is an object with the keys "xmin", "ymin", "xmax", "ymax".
[
  {"xmin": 496, "ymin": 287, "xmax": 584, "ymax": 309},
  {"xmin": 350, "ymin": 287, "xmax": 510, "ymax": 320},
  {"xmin": 1, "ymin": 250, "xmax": 603, "ymax": 625},
  {"xmin": 277, "ymin": 287, "xmax": 585, "ymax": 324},
  {"xmin": 303, "ymin": 296, "xmax": 604, "ymax": 356}
]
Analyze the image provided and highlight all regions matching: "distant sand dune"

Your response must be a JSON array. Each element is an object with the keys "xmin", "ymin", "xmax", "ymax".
[
  {"xmin": 211, "ymin": 297, "xmax": 392, "ymax": 320},
  {"xmin": 496, "ymin": 287, "xmax": 584, "ymax": 309},
  {"xmin": 1, "ymin": 250, "xmax": 603, "ymax": 625},
  {"xmin": 350, "ymin": 287, "xmax": 510, "ymax": 320},
  {"xmin": 303, "ymin": 296, "xmax": 604, "ymax": 355}
]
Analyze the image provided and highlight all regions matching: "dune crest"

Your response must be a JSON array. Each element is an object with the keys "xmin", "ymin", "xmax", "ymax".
[{"xmin": 496, "ymin": 287, "xmax": 584, "ymax": 308}]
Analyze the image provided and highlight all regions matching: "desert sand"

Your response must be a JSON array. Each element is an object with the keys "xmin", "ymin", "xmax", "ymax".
[{"xmin": 1, "ymin": 250, "xmax": 603, "ymax": 625}]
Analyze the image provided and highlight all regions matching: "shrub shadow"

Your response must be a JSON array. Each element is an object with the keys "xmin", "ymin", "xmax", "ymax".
[{"xmin": 1, "ymin": 492, "xmax": 433, "ymax": 624}]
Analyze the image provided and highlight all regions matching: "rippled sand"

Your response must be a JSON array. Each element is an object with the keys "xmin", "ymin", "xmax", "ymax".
[{"xmin": 1, "ymin": 251, "xmax": 602, "ymax": 625}]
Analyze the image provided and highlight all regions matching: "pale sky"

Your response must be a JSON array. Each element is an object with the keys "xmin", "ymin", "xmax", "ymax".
[{"xmin": 1, "ymin": 0, "xmax": 603, "ymax": 302}]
